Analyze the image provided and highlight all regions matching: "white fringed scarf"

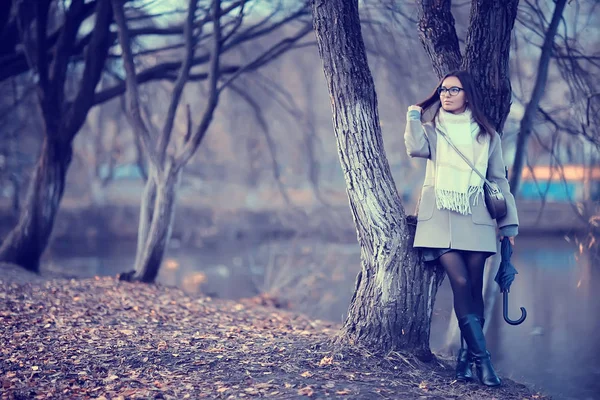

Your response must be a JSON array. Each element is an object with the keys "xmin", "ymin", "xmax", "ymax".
[{"xmin": 434, "ymin": 108, "xmax": 489, "ymax": 215}]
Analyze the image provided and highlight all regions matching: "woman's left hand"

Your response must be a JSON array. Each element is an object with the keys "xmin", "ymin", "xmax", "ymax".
[{"xmin": 500, "ymin": 236, "xmax": 515, "ymax": 246}]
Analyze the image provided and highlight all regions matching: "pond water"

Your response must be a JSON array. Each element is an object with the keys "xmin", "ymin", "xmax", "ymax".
[{"xmin": 41, "ymin": 235, "xmax": 599, "ymax": 400}]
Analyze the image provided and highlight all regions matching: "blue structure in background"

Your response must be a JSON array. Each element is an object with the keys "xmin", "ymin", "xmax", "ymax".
[
  {"xmin": 98, "ymin": 164, "xmax": 144, "ymax": 180},
  {"xmin": 519, "ymin": 181, "xmax": 578, "ymax": 202},
  {"xmin": 517, "ymin": 165, "xmax": 600, "ymax": 202}
]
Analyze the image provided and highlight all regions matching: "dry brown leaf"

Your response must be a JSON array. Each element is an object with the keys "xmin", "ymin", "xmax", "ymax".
[
  {"xmin": 300, "ymin": 371, "xmax": 313, "ymax": 378},
  {"xmin": 297, "ymin": 386, "xmax": 314, "ymax": 397},
  {"xmin": 336, "ymin": 388, "xmax": 352, "ymax": 395},
  {"xmin": 254, "ymin": 382, "xmax": 273, "ymax": 390},
  {"xmin": 318, "ymin": 356, "xmax": 333, "ymax": 366},
  {"xmin": 104, "ymin": 375, "xmax": 118, "ymax": 382}
]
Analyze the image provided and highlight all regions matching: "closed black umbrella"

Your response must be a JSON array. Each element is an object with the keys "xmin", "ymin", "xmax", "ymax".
[{"xmin": 494, "ymin": 237, "xmax": 527, "ymax": 325}]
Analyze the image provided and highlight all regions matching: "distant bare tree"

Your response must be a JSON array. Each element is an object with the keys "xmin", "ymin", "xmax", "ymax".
[
  {"xmin": 0, "ymin": 0, "xmax": 311, "ymax": 273},
  {"xmin": 510, "ymin": 0, "xmax": 600, "ymax": 193},
  {"xmin": 0, "ymin": 0, "xmax": 114, "ymax": 272},
  {"xmin": 510, "ymin": 0, "xmax": 568, "ymax": 193},
  {"xmin": 113, "ymin": 0, "xmax": 312, "ymax": 283}
]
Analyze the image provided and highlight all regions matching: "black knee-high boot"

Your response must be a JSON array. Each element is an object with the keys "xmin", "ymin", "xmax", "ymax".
[
  {"xmin": 458, "ymin": 314, "xmax": 500, "ymax": 387},
  {"xmin": 455, "ymin": 333, "xmax": 473, "ymax": 381},
  {"xmin": 455, "ymin": 316, "xmax": 484, "ymax": 381}
]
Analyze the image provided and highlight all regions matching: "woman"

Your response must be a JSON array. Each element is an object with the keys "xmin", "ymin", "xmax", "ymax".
[{"xmin": 404, "ymin": 70, "xmax": 519, "ymax": 387}]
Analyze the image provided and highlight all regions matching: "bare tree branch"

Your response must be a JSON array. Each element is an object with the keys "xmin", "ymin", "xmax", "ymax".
[
  {"xmin": 183, "ymin": 104, "xmax": 192, "ymax": 144},
  {"xmin": 48, "ymin": 0, "xmax": 85, "ymax": 105},
  {"xmin": 35, "ymin": 0, "xmax": 51, "ymax": 91},
  {"xmin": 218, "ymin": 23, "xmax": 312, "ymax": 92},
  {"xmin": 510, "ymin": 0, "xmax": 570, "ymax": 192},
  {"xmin": 94, "ymin": 13, "xmax": 311, "ymax": 105},
  {"xmin": 0, "ymin": 1, "xmax": 98, "ymax": 82},
  {"xmin": 157, "ymin": 0, "xmax": 198, "ymax": 163},
  {"xmin": 0, "ymin": 0, "xmax": 248, "ymax": 83},
  {"xmin": 229, "ymin": 82, "xmax": 292, "ymax": 205},
  {"xmin": 174, "ymin": 0, "xmax": 222, "ymax": 170},
  {"xmin": 62, "ymin": 0, "xmax": 114, "ymax": 142},
  {"xmin": 111, "ymin": 0, "xmax": 160, "ymax": 168}
]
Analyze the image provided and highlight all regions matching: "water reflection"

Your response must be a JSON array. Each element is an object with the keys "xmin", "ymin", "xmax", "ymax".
[
  {"xmin": 42, "ymin": 236, "xmax": 599, "ymax": 400},
  {"xmin": 487, "ymin": 237, "xmax": 600, "ymax": 400}
]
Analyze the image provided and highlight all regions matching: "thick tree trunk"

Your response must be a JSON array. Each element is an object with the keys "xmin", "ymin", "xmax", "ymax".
[
  {"xmin": 135, "ymin": 166, "xmax": 158, "ymax": 265},
  {"xmin": 312, "ymin": 0, "xmax": 444, "ymax": 358},
  {"xmin": 416, "ymin": 0, "xmax": 462, "ymax": 76},
  {"xmin": 461, "ymin": 0, "xmax": 520, "ymax": 350},
  {"xmin": 462, "ymin": 0, "xmax": 519, "ymax": 132},
  {"xmin": 0, "ymin": 135, "xmax": 72, "ymax": 272},
  {"xmin": 131, "ymin": 163, "xmax": 181, "ymax": 283},
  {"xmin": 1, "ymin": 0, "xmax": 112, "ymax": 273}
]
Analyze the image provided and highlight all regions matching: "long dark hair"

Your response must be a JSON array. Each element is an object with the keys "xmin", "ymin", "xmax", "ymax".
[{"xmin": 416, "ymin": 70, "xmax": 495, "ymax": 141}]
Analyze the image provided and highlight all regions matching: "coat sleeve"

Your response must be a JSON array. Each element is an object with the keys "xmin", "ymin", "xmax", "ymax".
[
  {"xmin": 488, "ymin": 132, "xmax": 519, "ymax": 231},
  {"xmin": 404, "ymin": 110, "xmax": 431, "ymax": 159}
]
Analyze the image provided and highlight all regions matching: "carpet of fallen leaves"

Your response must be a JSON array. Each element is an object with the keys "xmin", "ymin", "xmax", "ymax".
[{"xmin": 0, "ymin": 266, "xmax": 550, "ymax": 399}]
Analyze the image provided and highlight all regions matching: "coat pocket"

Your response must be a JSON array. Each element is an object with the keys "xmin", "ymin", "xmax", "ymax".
[
  {"xmin": 417, "ymin": 186, "xmax": 435, "ymax": 221},
  {"xmin": 471, "ymin": 201, "xmax": 495, "ymax": 226}
]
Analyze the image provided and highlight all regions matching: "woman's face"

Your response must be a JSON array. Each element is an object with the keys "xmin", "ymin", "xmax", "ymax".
[{"xmin": 439, "ymin": 76, "xmax": 467, "ymax": 113}]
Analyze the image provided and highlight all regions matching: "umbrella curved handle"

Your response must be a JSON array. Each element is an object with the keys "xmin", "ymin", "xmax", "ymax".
[{"xmin": 503, "ymin": 291, "xmax": 527, "ymax": 325}]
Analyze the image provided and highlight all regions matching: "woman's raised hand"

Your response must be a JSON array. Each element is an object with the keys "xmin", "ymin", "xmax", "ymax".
[{"xmin": 408, "ymin": 105, "xmax": 422, "ymax": 112}]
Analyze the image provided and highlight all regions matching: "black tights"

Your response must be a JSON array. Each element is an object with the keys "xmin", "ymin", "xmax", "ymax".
[{"xmin": 438, "ymin": 250, "xmax": 490, "ymax": 320}]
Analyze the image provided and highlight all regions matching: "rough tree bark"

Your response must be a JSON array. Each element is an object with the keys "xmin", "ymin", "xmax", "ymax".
[
  {"xmin": 462, "ymin": 0, "xmax": 520, "ymax": 132},
  {"xmin": 416, "ymin": 0, "xmax": 462, "ymax": 76},
  {"xmin": 312, "ymin": 0, "xmax": 445, "ymax": 358},
  {"xmin": 509, "ymin": 0, "xmax": 567, "ymax": 193},
  {"xmin": 0, "ymin": 0, "xmax": 113, "ymax": 272}
]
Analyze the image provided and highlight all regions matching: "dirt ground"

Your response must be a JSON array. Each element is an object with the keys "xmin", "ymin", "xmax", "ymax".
[{"xmin": 0, "ymin": 263, "xmax": 549, "ymax": 399}]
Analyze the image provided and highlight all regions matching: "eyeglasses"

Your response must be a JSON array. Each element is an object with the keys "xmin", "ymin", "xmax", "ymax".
[{"xmin": 437, "ymin": 86, "xmax": 464, "ymax": 96}]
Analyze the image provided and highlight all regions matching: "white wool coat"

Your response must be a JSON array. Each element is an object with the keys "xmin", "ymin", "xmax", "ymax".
[{"xmin": 404, "ymin": 117, "xmax": 519, "ymax": 253}]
